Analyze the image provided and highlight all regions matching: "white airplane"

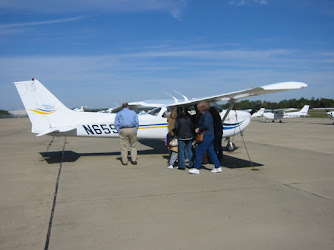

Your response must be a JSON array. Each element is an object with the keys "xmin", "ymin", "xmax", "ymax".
[
  {"xmin": 251, "ymin": 108, "xmax": 265, "ymax": 118},
  {"xmin": 328, "ymin": 110, "xmax": 334, "ymax": 120},
  {"xmin": 72, "ymin": 106, "xmax": 87, "ymax": 112},
  {"xmin": 262, "ymin": 105, "xmax": 310, "ymax": 122},
  {"xmin": 313, "ymin": 108, "xmax": 334, "ymax": 124},
  {"xmin": 13, "ymin": 79, "xmax": 307, "ymax": 150},
  {"xmin": 324, "ymin": 109, "xmax": 334, "ymax": 124}
]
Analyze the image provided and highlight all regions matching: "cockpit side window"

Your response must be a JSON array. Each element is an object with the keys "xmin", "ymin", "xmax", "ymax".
[
  {"xmin": 162, "ymin": 109, "xmax": 171, "ymax": 118},
  {"xmin": 147, "ymin": 107, "xmax": 161, "ymax": 116}
]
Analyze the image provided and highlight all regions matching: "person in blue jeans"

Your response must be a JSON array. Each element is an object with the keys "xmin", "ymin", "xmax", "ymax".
[
  {"xmin": 174, "ymin": 107, "xmax": 194, "ymax": 170},
  {"xmin": 189, "ymin": 101, "xmax": 222, "ymax": 174}
]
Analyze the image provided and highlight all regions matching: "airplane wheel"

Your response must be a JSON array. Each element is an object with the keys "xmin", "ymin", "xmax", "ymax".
[{"xmin": 227, "ymin": 142, "xmax": 236, "ymax": 151}]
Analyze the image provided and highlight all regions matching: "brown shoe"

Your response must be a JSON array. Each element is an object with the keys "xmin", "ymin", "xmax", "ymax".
[{"xmin": 131, "ymin": 160, "xmax": 137, "ymax": 165}]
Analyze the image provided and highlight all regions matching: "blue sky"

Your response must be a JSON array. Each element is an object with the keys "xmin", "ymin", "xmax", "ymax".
[{"xmin": 1, "ymin": 0, "xmax": 333, "ymax": 110}]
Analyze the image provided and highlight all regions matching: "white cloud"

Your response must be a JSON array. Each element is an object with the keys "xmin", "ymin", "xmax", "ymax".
[
  {"xmin": 0, "ymin": 17, "xmax": 86, "ymax": 29},
  {"xmin": 254, "ymin": 0, "xmax": 267, "ymax": 5},
  {"xmin": 1, "ymin": 46, "xmax": 333, "ymax": 109},
  {"xmin": 0, "ymin": 0, "xmax": 187, "ymax": 19},
  {"xmin": 229, "ymin": 0, "xmax": 267, "ymax": 6}
]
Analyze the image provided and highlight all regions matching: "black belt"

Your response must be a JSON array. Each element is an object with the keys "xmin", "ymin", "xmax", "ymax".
[{"xmin": 121, "ymin": 127, "xmax": 134, "ymax": 129}]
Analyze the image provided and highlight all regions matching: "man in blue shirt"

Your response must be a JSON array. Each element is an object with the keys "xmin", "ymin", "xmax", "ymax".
[{"xmin": 115, "ymin": 102, "xmax": 139, "ymax": 165}]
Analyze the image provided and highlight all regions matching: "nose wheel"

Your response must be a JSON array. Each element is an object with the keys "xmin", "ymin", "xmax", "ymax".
[{"xmin": 227, "ymin": 141, "xmax": 236, "ymax": 151}]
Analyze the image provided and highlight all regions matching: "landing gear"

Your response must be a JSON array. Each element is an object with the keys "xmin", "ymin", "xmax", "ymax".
[{"xmin": 226, "ymin": 141, "xmax": 236, "ymax": 151}]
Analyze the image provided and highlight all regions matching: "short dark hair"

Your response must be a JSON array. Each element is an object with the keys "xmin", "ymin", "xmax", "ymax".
[
  {"xmin": 122, "ymin": 102, "xmax": 129, "ymax": 108},
  {"xmin": 176, "ymin": 106, "xmax": 185, "ymax": 118}
]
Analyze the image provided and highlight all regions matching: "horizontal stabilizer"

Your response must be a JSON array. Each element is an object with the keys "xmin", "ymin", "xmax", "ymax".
[{"xmin": 37, "ymin": 127, "xmax": 76, "ymax": 136}]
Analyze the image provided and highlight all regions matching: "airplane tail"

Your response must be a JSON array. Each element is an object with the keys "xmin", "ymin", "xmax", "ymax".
[
  {"xmin": 251, "ymin": 108, "xmax": 265, "ymax": 118},
  {"xmin": 14, "ymin": 79, "xmax": 75, "ymax": 136},
  {"xmin": 299, "ymin": 105, "xmax": 310, "ymax": 115}
]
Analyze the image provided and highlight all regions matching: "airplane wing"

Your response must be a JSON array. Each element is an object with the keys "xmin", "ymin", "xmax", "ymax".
[
  {"xmin": 105, "ymin": 102, "xmax": 145, "ymax": 113},
  {"xmin": 165, "ymin": 81, "xmax": 307, "ymax": 108},
  {"xmin": 313, "ymin": 108, "xmax": 334, "ymax": 110},
  {"xmin": 110, "ymin": 100, "xmax": 173, "ymax": 113}
]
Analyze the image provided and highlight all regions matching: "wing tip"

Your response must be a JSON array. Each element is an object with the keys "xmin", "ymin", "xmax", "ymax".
[{"xmin": 262, "ymin": 81, "xmax": 307, "ymax": 90}]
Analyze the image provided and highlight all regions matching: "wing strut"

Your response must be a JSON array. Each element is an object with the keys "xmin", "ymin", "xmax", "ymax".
[
  {"xmin": 164, "ymin": 92, "xmax": 178, "ymax": 103},
  {"xmin": 222, "ymin": 99, "xmax": 236, "ymax": 123}
]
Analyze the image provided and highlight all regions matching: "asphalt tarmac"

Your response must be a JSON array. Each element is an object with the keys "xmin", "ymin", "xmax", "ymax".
[{"xmin": 0, "ymin": 117, "xmax": 333, "ymax": 250}]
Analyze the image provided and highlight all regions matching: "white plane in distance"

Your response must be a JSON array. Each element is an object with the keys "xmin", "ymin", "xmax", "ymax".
[
  {"xmin": 251, "ymin": 108, "xmax": 265, "ymax": 118},
  {"xmin": 262, "ymin": 105, "xmax": 310, "ymax": 122},
  {"xmin": 14, "ymin": 79, "xmax": 307, "ymax": 150},
  {"xmin": 313, "ymin": 108, "xmax": 334, "ymax": 124}
]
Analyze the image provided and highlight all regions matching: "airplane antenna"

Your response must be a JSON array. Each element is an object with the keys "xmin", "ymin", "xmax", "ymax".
[
  {"xmin": 174, "ymin": 90, "xmax": 189, "ymax": 102},
  {"xmin": 164, "ymin": 91, "xmax": 178, "ymax": 103}
]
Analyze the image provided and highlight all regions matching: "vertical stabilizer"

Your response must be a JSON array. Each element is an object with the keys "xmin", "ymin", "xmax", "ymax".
[
  {"xmin": 299, "ymin": 105, "xmax": 310, "ymax": 115},
  {"xmin": 251, "ymin": 108, "xmax": 265, "ymax": 118},
  {"xmin": 14, "ymin": 79, "xmax": 72, "ymax": 134}
]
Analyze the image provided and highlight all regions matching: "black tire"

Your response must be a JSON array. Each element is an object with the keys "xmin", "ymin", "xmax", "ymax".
[{"xmin": 227, "ymin": 142, "xmax": 236, "ymax": 151}]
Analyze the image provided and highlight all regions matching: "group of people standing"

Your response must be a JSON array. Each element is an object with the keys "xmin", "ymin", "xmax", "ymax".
[
  {"xmin": 114, "ymin": 101, "xmax": 223, "ymax": 175},
  {"xmin": 167, "ymin": 101, "xmax": 223, "ymax": 175}
]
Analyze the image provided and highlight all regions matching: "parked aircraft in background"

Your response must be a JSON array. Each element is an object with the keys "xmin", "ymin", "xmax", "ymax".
[
  {"xmin": 97, "ymin": 107, "xmax": 115, "ymax": 113},
  {"xmin": 313, "ymin": 108, "xmax": 334, "ymax": 124},
  {"xmin": 72, "ymin": 106, "xmax": 87, "ymax": 112},
  {"xmin": 324, "ymin": 109, "xmax": 334, "ymax": 121},
  {"xmin": 251, "ymin": 108, "xmax": 265, "ymax": 118},
  {"xmin": 262, "ymin": 105, "xmax": 310, "ymax": 122},
  {"xmin": 14, "ymin": 79, "xmax": 307, "ymax": 151}
]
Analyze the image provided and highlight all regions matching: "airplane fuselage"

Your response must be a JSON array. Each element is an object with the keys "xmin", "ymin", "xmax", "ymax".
[{"xmin": 62, "ymin": 108, "xmax": 251, "ymax": 139}]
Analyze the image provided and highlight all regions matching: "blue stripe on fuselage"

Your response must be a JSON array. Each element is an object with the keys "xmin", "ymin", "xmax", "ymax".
[{"xmin": 223, "ymin": 121, "xmax": 243, "ymax": 130}]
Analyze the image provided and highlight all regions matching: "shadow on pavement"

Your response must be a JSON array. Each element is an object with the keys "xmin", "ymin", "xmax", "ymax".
[
  {"xmin": 222, "ymin": 154, "xmax": 263, "ymax": 169},
  {"xmin": 40, "ymin": 139, "xmax": 262, "ymax": 168},
  {"xmin": 40, "ymin": 148, "xmax": 169, "ymax": 164}
]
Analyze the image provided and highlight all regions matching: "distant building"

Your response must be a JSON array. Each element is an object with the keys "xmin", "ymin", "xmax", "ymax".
[{"xmin": 8, "ymin": 109, "xmax": 28, "ymax": 117}]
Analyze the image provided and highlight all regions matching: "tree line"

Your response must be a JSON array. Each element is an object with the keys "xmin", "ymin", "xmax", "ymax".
[{"xmin": 221, "ymin": 98, "xmax": 334, "ymax": 111}]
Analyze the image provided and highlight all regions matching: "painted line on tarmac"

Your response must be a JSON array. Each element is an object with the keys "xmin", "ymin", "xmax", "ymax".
[{"xmin": 44, "ymin": 137, "xmax": 67, "ymax": 250}]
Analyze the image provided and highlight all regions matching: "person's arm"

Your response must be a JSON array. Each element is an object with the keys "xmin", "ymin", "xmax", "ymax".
[
  {"xmin": 134, "ymin": 113, "xmax": 139, "ymax": 131},
  {"xmin": 199, "ymin": 113, "xmax": 209, "ymax": 133},
  {"xmin": 115, "ymin": 113, "xmax": 121, "ymax": 133}
]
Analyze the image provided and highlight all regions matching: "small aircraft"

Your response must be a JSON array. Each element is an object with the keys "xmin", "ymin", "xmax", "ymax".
[
  {"xmin": 72, "ymin": 106, "xmax": 87, "ymax": 112},
  {"xmin": 313, "ymin": 108, "xmax": 334, "ymax": 124},
  {"xmin": 13, "ymin": 79, "xmax": 307, "ymax": 151},
  {"xmin": 323, "ymin": 109, "xmax": 334, "ymax": 121},
  {"xmin": 251, "ymin": 108, "xmax": 265, "ymax": 118},
  {"xmin": 262, "ymin": 105, "xmax": 310, "ymax": 123},
  {"xmin": 324, "ymin": 109, "xmax": 334, "ymax": 124}
]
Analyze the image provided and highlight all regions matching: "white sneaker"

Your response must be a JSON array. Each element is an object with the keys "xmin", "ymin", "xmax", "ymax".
[
  {"xmin": 211, "ymin": 167, "xmax": 222, "ymax": 173},
  {"xmin": 168, "ymin": 165, "xmax": 174, "ymax": 169},
  {"xmin": 189, "ymin": 168, "xmax": 200, "ymax": 174}
]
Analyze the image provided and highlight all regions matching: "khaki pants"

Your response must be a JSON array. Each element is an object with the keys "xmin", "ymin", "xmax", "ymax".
[{"xmin": 119, "ymin": 128, "xmax": 137, "ymax": 164}]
